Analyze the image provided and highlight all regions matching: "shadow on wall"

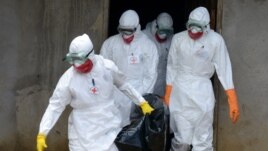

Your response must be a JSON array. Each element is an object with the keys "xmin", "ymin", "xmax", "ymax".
[{"xmin": 15, "ymin": 85, "xmax": 71, "ymax": 151}]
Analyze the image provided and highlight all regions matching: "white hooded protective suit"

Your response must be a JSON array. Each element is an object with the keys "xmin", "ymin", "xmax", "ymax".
[
  {"xmin": 38, "ymin": 34, "xmax": 145, "ymax": 151},
  {"xmin": 167, "ymin": 7, "xmax": 235, "ymax": 151},
  {"xmin": 143, "ymin": 12, "xmax": 173, "ymax": 97},
  {"xmin": 100, "ymin": 10, "xmax": 158, "ymax": 126}
]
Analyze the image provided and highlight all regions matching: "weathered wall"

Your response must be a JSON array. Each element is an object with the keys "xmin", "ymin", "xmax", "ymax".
[
  {"xmin": 0, "ymin": 1, "xmax": 19, "ymax": 150},
  {"xmin": 0, "ymin": 0, "xmax": 109, "ymax": 150},
  {"xmin": 217, "ymin": 0, "xmax": 268, "ymax": 150}
]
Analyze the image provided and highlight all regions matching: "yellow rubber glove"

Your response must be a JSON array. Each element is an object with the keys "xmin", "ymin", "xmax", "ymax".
[
  {"xmin": 164, "ymin": 85, "xmax": 172, "ymax": 106},
  {"xmin": 140, "ymin": 101, "xmax": 154, "ymax": 115},
  {"xmin": 37, "ymin": 133, "xmax": 47, "ymax": 151},
  {"xmin": 225, "ymin": 89, "xmax": 240, "ymax": 124}
]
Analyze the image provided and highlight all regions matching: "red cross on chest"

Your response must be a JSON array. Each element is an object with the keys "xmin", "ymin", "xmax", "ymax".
[
  {"xmin": 130, "ymin": 56, "xmax": 137, "ymax": 64},
  {"xmin": 90, "ymin": 87, "xmax": 98, "ymax": 94},
  {"xmin": 90, "ymin": 78, "xmax": 99, "ymax": 94}
]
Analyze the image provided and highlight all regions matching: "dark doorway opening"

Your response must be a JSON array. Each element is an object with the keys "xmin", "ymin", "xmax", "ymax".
[
  {"xmin": 108, "ymin": 0, "xmax": 219, "ymax": 150},
  {"xmin": 108, "ymin": 0, "xmax": 217, "ymax": 37}
]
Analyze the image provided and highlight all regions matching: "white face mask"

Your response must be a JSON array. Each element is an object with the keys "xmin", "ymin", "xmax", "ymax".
[
  {"xmin": 122, "ymin": 34, "xmax": 134, "ymax": 39},
  {"xmin": 157, "ymin": 33, "xmax": 167, "ymax": 39},
  {"xmin": 73, "ymin": 61, "xmax": 84, "ymax": 67},
  {"xmin": 188, "ymin": 25, "xmax": 203, "ymax": 33},
  {"xmin": 191, "ymin": 27, "xmax": 202, "ymax": 33}
]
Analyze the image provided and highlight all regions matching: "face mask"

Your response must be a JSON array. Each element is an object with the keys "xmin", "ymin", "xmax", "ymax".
[
  {"xmin": 188, "ymin": 29, "xmax": 203, "ymax": 40},
  {"xmin": 186, "ymin": 20, "xmax": 207, "ymax": 40},
  {"xmin": 156, "ymin": 28, "xmax": 173, "ymax": 37},
  {"xmin": 158, "ymin": 33, "xmax": 167, "ymax": 39},
  {"xmin": 155, "ymin": 33, "xmax": 167, "ymax": 43},
  {"xmin": 63, "ymin": 49, "xmax": 94, "ymax": 73},
  {"xmin": 122, "ymin": 34, "xmax": 134, "ymax": 44},
  {"xmin": 73, "ymin": 59, "xmax": 93, "ymax": 73}
]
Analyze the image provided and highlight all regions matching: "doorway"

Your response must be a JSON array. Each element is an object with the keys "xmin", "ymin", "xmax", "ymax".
[
  {"xmin": 108, "ymin": 0, "xmax": 219, "ymax": 150},
  {"xmin": 108, "ymin": 0, "xmax": 218, "ymax": 36}
]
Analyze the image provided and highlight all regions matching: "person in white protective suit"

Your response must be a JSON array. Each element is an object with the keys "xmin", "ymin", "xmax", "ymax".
[
  {"xmin": 143, "ymin": 12, "xmax": 174, "ymax": 99},
  {"xmin": 36, "ymin": 34, "xmax": 154, "ymax": 151},
  {"xmin": 100, "ymin": 10, "xmax": 159, "ymax": 126},
  {"xmin": 164, "ymin": 7, "xmax": 240, "ymax": 151}
]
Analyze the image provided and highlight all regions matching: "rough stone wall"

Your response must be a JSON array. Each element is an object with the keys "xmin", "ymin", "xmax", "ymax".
[
  {"xmin": 0, "ymin": 0, "xmax": 108, "ymax": 150},
  {"xmin": 217, "ymin": 0, "xmax": 268, "ymax": 151}
]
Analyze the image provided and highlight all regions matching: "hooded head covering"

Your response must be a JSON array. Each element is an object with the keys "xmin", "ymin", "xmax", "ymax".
[
  {"xmin": 118, "ymin": 10, "xmax": 140, "ymax": 29},
  {"xmin": 69, "ymin": 34, "xmax": 94, "ymax": 57},
  {"xmin": 67, "ymin": 34, "xmax": 95, "ymax": 73},
  {"xmin": 156, "ymin": 12, "xmax": 173, "ymax": 30},
  {"xmin": 187, "ymin": 7, "xmax": 210, "ymax": 33}
]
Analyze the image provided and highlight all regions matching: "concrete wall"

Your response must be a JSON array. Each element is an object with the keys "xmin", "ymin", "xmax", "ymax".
[
  {"xmin": 217, "ymin": 0, "xmax": 268, "ymax": 150},
  {"xmin": 0, "ymin": 0, "xmax": 109, "ymax": 150}
]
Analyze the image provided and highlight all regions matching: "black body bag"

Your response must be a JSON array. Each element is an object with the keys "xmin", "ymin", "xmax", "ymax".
[{"xmin": 115, "ymin": 94, "xmax": 169, "ymax": 151}]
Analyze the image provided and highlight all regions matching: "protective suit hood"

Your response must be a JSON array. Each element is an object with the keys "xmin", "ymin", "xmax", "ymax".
[
  {"xmin": 67, "ymin": 34, "xmax": 95, "ymax": 73},
  {"xmin": 156, "ymin": 12, "xmax": 173, "ymax": 29},
  {"xmin": 189, "ymin": 7, "xmax": 210, "ymax": 26},
  {"xmin": 69, "ymin": 34, "xmax": 95, "ymax": 58},
  {"xmin": 119, "ymin": 10, "xmax": 140, "ymax": 29},
  {"xmin": 187, "ymin": 7, "xmax": 211, "ymax": 38}
]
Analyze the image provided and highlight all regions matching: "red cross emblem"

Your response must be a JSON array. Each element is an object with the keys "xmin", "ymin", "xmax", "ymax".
[
  {"xmin": 90, "ymin": 87, "xmax": 99, "ymax": 94},
  {"xmin": 130, "ymin": 56, "xmax": 137, "ymax": 64}
]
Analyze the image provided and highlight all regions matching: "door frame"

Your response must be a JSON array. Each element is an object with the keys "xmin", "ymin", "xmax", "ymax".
[{"xmin": 214, "ymin": 0, "xmax": 223, "ymax": 150}]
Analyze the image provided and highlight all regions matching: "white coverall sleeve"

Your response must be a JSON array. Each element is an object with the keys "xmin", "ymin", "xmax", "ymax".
[
  {"xmin": 104, "ymin": 58, "xmax": 145, "ymax": 105},
  {"xmin": 100, "ymin": 39, "xmax": 112, "ymax": 60},
  {"xmin": 212, "ymin": 35, "xmax": 234, "ymax": 90},
  {"xmin": 142, "ymin": 43, "xmax": 159, "ymax": 93},
  {"xmin": 166, "ymin": 36, "xmax": 179, "ymax": 85},
  {"xmin": 38, "ymin": 71, "xmax": 72, "ymax": 135}
]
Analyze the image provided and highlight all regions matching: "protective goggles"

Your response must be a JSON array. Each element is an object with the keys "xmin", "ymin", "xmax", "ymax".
[
  {"xmin": 156, "ymin": 28, "xmax": 174, "ymax": 36},
  {"xmin": 186, "ymin": 20, "xmax": 208, "ymax": 32},
  {"xmin": 117, "ymin": 27, "xmax": 137, "ymax": 35},
  {"xmin": 156, "ymin": 24, "xmax": 174, "ymax": 36},
  {"xmin": 63, "ymin": 49, "xmax": 93, "ymax": 65}
]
